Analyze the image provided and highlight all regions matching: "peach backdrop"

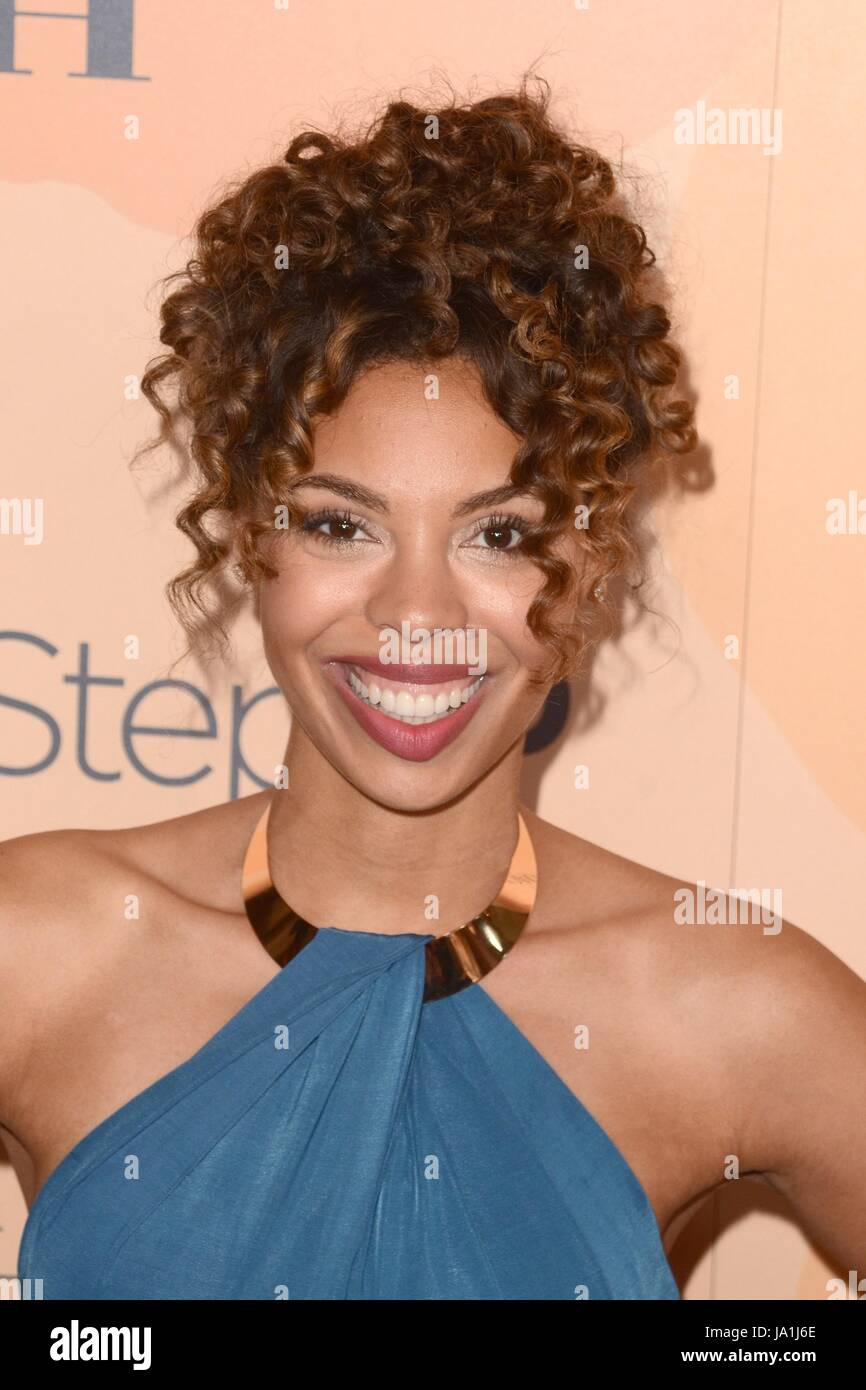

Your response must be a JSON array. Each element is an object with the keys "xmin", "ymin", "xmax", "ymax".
[{"xmin": 1, "ymin": 0, "xmax": 864, "ymax": 1300}]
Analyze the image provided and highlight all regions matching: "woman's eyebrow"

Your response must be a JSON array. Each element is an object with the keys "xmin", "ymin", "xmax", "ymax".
[
  {"xmin": 286, "ymin": 476, "xmax": 532, "ymax": 518},
  {"xmin": 451, "ymin": 484, "xmax": 532, "ymax": 517},
  {"xmin": 287, "ymin": 475, "xmax": 391, "ymax": 513}
]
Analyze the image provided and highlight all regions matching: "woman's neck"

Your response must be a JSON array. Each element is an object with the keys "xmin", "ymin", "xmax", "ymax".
[{"xmin": 264, "ymin": 728, "xmax": 526, "ymax": 937}]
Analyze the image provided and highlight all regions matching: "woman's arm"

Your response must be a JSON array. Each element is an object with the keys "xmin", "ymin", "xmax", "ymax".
[{"xmin": 732, "ymin": 917, "xmax": 866, "ymax": 1277}]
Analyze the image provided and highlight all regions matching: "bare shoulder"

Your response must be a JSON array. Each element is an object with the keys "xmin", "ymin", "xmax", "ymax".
[
  {"xmin": 0, "ymin": 823, "xmax": 128, "ymax": 1110},
  {"xmin": 523, "ymin": 804, "xmax": 857, "ymax": 1018},
  {"xmin": 82, "ymin": 789, "xmax": 271, "ymax": 911},
  {"xmin": 0, "ymin": 793, "xmax": 270, "ymax": 1105},
  {"xmin": 0, "ymin": 790, "xmax": 270, "ymax": 926},
  {"xmin": 524, "ymin": 808, "xmax": 866, "ymax": 1264},
  {"xmin": 521, "ymin": 806, "xmax": 766, "ymax": 1113}
]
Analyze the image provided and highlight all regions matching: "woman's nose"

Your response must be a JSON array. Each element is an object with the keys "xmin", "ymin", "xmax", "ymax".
[{"xmin": 363, "ymin": 546, "xmax": 470, "ymax": 640}]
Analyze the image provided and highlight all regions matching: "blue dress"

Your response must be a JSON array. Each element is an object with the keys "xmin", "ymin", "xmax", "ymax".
[{"xmin": 18, "ymin": 925, "xmax": 680, "ymax": 1299}]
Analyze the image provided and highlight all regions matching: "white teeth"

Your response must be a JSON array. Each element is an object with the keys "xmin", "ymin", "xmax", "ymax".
[{"xmin": 345, "ymin": 668, "xmax": 484, "ymax": 724}]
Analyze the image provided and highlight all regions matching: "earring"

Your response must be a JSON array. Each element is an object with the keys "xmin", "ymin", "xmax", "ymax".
[{"xmin": 593, "ymin": 581, "xmax": 607, "ymax": 602}]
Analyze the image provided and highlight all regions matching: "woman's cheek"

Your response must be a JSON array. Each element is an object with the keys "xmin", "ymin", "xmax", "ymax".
[
  {"xmin": 466, "ymin": 567, "xmax": 546, "ymax": 665},
  {"xmin": 261, "ymin": 561, "xmax": 347, "ymax": 641}
]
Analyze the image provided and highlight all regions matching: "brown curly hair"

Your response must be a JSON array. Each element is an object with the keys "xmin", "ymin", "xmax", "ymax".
[{"xmin": 137, "ymin": 74, "xmax": 697, "ymax": 686}]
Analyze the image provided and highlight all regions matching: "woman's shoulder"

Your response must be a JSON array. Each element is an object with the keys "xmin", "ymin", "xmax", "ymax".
[
  {"xmin": 523, "ymin": 804, "xmax": 833, "ymax": 981},
  {"xmin": 0, "ymin": 795, "xmax": 270, "ymax": 1094},
  {"xmin": 0, "ymin": 791, "xmax": 271, "ymax": 923},
  {"xmin": 525, "ymin": 807, "xmax": 866, "ymax": 1174},
  {"xmin": 523, "ymin": 805, "xmax": 866, "ymax": 1051}
]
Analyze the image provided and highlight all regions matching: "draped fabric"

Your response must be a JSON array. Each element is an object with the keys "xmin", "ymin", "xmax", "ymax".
[{"xmin": 19, "ymin": 927, "xmax": 680, "ymax": 1300}]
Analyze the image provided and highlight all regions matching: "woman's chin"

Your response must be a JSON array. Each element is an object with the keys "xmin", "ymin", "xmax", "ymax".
[
  {"xmin": 330, "ymin": 741, "xmax": 491, "ymax": 812},
  {"xmin": 316, "ymin": 717, "xmax": 528, "ymax": 815}
]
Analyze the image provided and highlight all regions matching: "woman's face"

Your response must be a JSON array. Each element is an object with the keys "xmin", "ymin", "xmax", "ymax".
[{"xmin": 258, "ymin": 357, "xmax": 576, "ymax": 811}]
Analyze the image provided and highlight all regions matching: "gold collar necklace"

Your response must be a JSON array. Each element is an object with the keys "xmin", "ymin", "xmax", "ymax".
[{"xmin": 242, "ymin": 798, "xmax": 538, "ymax": 1003}]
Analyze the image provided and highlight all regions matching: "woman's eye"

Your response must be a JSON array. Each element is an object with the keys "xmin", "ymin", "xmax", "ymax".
[
  {"xmin": 465, "ymin": 516, "xmax": 526, "ymax": 554},
  {"xmin": 319, "ymin": 518, "xmax": 364, "ymax": 542},
  {"xmin": 297, "ymin": 510, "xmax": 375, "ymax": 546}
]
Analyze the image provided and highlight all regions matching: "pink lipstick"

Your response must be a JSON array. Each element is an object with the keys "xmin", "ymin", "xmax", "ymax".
[{"xmin": 323, "ymin": 658, "xmax": 489, "ymax": 762}]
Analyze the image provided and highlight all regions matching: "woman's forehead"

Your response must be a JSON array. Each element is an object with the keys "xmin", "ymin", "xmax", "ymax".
[{"xmin": 309, "ymin": 360, "xmax": 522, "ymax": 486}]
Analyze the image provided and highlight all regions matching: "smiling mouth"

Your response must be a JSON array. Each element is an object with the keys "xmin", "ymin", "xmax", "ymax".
[
  {"xmin": 323, "ymin": 657, "xmax": 489, "ymax": 762},
  {"xmin": 344, "ymin": 665, "xmax": 485, "ymax": 724}
]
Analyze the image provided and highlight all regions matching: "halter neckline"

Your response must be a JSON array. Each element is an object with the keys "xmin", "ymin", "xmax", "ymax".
[{"xmin": 241, "ymin": 794, "xmax": 538, "ymax": 1002}]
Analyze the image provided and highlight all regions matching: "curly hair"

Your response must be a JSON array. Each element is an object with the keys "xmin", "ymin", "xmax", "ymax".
[{"xmin": 137, "ymin": 74, "xmax": 697, "ymax": 686}]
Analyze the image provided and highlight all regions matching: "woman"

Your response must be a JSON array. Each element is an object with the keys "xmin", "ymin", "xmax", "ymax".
[{"xmin": 4, "ymin": 79, "xmax": 865, "ymax": 1300}]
